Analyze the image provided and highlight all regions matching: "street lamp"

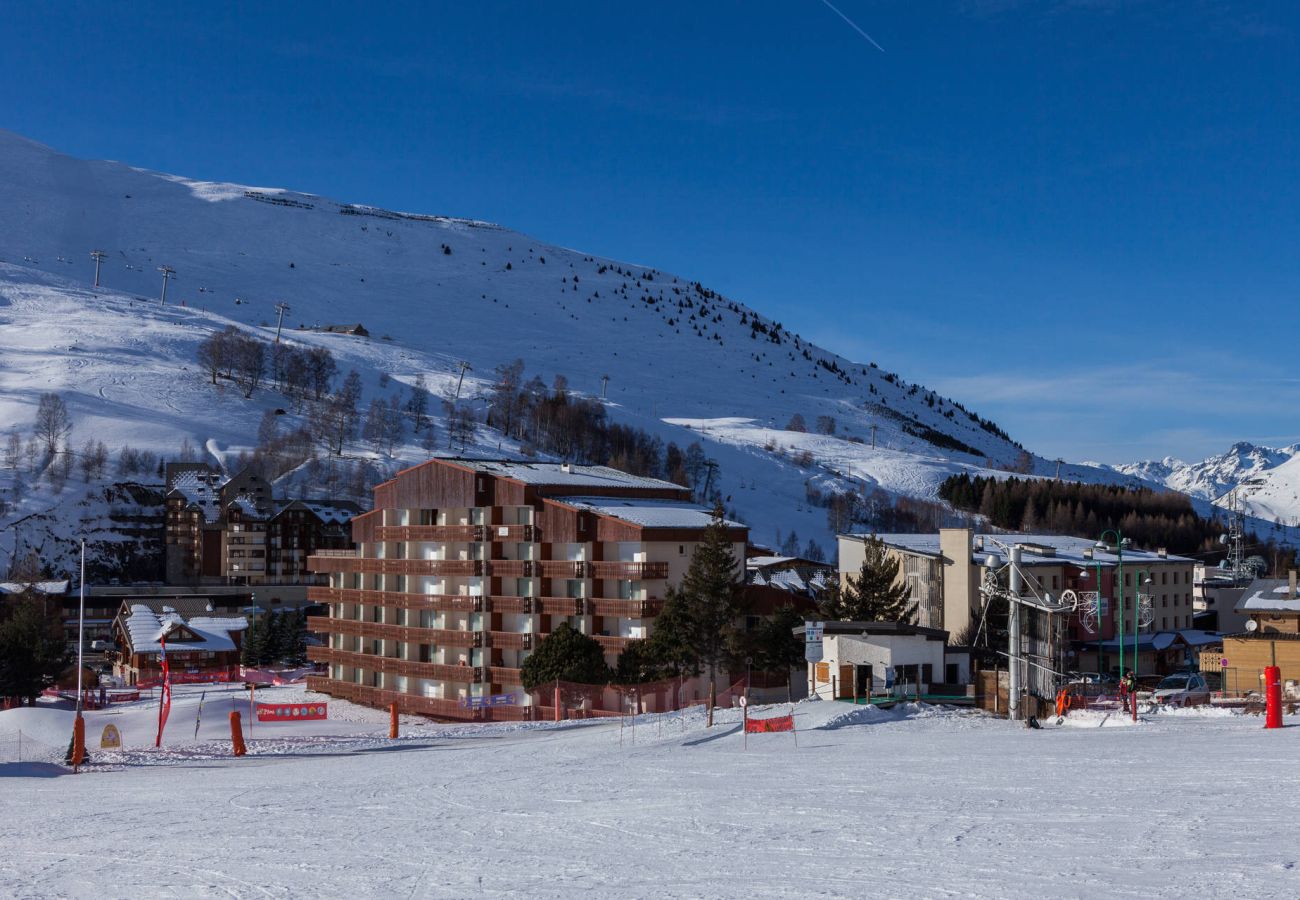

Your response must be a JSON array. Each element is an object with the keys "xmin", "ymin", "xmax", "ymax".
[
  {"xmin": 1096, "ymin": 531, "xmax": 1130, "ymax": 677},
  {"xmin": 1077, "ymin": 560, "xmax": 1105, "ymax": 675}
]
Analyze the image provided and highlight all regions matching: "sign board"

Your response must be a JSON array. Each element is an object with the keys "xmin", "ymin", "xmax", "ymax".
[
  {"xmin": 1221, "ymin": 658, "xmax": 1229, "ymax": 668},
  {"xmin": 100, "ymin": 724, "xmax": 122, "ymax": 749},
  {"xmin": 459, "ymin": 693, "xmax": 518, "ymax": 710},
  {"xmin": 804, "ymin": 620, "xmax": 825, "ymax": 662},
  {"xmin": 255, "ymin": 702, "xmax": 328, "ymax": 722},
  {"xmin": 738, "ymin": 696, "xmax": 747, "ymax": 709}
]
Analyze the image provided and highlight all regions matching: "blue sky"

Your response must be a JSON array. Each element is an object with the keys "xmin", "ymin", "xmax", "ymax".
[{"xmin": 3, "ymin": 1, "xmax": 1298, "ymax": 464}]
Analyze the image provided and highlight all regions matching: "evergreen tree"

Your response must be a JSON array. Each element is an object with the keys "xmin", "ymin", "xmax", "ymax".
[
  {"xmin": 818, "ymin": 535, "xmax": 916, "ymax": 623},
  {"xmin": 747, "ymin": 605, "xmax": 807, "ymax": 675},
  {"xmin": 519, "ymin": 623, "xmax": 612, "ymax": 691},
  {"xmin": 0, "ymin": 595, "xmax": 71, "ymax": 704},
  {"xmin": 241, "ymin": 613, "xmax": 270, "ymax": 667},
  {"xmin": 678, "ymin": 506, "xmax": 748, "ymax": 724}
]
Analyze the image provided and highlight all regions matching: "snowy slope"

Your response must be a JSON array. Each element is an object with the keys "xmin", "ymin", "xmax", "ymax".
[
  {"xmin": 0, "ymin": 128, "xmax": 1074, "ymax": 560},
  {"xmin": 1114, "ymin": 442, "xmax": 1300, "ymax": 525},
  {"xmin": 2, "ymin": 690, "xmax": 1297, "ymax": 898}
]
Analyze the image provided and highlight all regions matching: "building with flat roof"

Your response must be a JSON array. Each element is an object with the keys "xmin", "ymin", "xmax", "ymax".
[{"xmin": 305, "ymin": 457, "xmax": 748, "ymax": 721}]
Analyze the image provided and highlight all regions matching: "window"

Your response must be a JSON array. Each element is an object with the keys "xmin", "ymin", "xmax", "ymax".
[
  {"xmin": 679, "ymin": 545, "xmax": 686, "ymax": 556},
  {"xmin": 1161, "ymin": 572, "xmax": 1167, "ymax": 585}
]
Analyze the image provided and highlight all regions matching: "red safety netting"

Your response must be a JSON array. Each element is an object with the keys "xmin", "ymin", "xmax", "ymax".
[{"xmin": 530, "ymin": 675, "xmax": 749, "ymax": 721}]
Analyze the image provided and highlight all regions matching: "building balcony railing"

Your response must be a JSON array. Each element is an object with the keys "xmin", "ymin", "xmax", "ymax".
[
  {"xmin": 587, "ymin": 561, "xmax": 669, "ymax": 580},
  {"xmin": 312, "ymin": 549, "xmax": 357, "ymax": 558},
  {"xmin": 585, "ymin": 597, "xmax": 663, "ymax": 618},
  {"xmin": 307, "ymin": 586, "xmax": 485, "ymax": 612},
  {"xmin": 307, "ymin": 646, "xmax": 483, "ymax": 683},
  {"xmin": 484, "ymin": 631, "xmax": 533, "ymax": 651},
  {"xmin": 305, "ymin": 675, "xmax": 536, "ymax": 723},
  {"xmin": 593, "ymin": 635, "xmax": 634, "ymax": 653},
  {"xmin": 487, "ymin": 666, "xmax": 524, "ymax": 686},
  {"xmin": 373, "ymin": 524, "xmax": 540, "ymax": 544},
  {"xmin": 307, "ymin": 616, "xmax": 482, "ymax": 648},
  {"xmin": 307, "ymin": 557, "xmax": 485, "ymax": 576}
]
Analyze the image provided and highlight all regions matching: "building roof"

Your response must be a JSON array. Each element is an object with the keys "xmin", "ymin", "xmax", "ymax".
[
  {"xmin": 119, "ymin": 603, "xmax": 248, "ymax": 655},
  {"xmin": 1236, "ymin": 578, "xmax": 1300, "ymax": 614},
  {"xmin": 452, "ymin": 459, "xmax": 684, "ymax": 491},
  {"xmin": 559, "ymin": 496, "xmax": 742, "ymax": 530},
  {"xmin": 850, "ymin": 532, "xmax": 1195, "ymax": 569},
  {"xmin": 747, "ymin": 563, "xmax": 832, "ymax": 595},
  {"xmin": 0, "ymin": 580, "xmax": 70, "ymax": 595},
  {"xmin": 1082, "ymin": 629, "xmax": 1221, "ymax": 653},
  {"xmin": 796, "ymin": 620, "xmax": 949, "ymax": 642}
]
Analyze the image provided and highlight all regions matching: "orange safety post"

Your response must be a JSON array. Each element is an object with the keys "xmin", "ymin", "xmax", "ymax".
[
  {"xmin": 389, "ymin": 702, "xmax": 399, "ymax": 739},
  {"xmin": 1265, "ymin": 666, "xmax": 1283, "ymax": 729},
  {"xmin": 71, "ymin": 714, "xmax": 86, "ymax": 768},
  {"xmin": 230, "ymin": 711, "xmax": 247, "ymax": 757}
]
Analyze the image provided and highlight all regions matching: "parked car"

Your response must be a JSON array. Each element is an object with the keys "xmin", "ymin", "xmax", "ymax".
[
  {"xmin": 1151, "ymin": 672, "xmax": 1211, "ymax": 707},
  {"xmin": 90, "ymin": 640, "xmax": 114, "ymax": 652}
]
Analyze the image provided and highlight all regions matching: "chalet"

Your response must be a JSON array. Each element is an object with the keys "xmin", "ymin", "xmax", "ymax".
[
  {"xmin": 111, "ymin": 597, "xmax": 248, "ymax": 685},
  {"xmin": 1219, "ymin": 573, "xmax": 1300, "ymax": 692}
]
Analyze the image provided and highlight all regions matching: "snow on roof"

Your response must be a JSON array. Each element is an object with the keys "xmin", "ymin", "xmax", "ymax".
[
  {"xmin": 120, "ymin": 603, "xmax": 247, "ymax": 655},
  {"xmin": 854, "ymin": 532, "xmax": 1195, "ymax": 568},
  {"xmin": 0, "ymin": 580, "xmax": 70, "ymax": 595},
  {"xmin": 454, "ymin": 459, "xmax": 683, "ymax": 491},
  {"xmin": 560, "ymin": 496, "xmax": 743, "ymax": 530},
  {"xmin": 168, "ymin": 468, "xmax": 227, "ymax": 521},
  {"xmin": 749, "ymin": 566, "xmax": 831, "ymax": 594},
  {"xmin": 1236, "ymin": 579, "xmax": 1300, "ymax": 613}
]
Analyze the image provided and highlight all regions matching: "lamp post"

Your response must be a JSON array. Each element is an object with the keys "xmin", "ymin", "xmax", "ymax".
[
  {"xmin": 1097, "ymin": 530, "xmax": 1128, "ymax": 678},
  {"xmin": 1132, "ymin": 571, "xmax": 1153, "ymax": 681},
  {"xmin": 1078, "ymin": 559, "xmax": 1105, "ymax": 674}
]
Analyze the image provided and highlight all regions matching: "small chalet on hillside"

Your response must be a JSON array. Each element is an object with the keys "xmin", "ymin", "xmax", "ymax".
[{"xmin": 111, "ymin": 597, "xmax": 248, "ymax": 686}]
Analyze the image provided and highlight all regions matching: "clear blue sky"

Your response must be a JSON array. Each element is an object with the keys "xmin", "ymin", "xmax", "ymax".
[{"xmin": 4, "ymin": 1, "xmax": 1299, "ymax": 464}]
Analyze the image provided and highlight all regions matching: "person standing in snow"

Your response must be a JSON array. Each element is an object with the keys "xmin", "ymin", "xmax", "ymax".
[{"xmin": 1119, "ymin": 670, "xmax": 1136, "ymax": 713}]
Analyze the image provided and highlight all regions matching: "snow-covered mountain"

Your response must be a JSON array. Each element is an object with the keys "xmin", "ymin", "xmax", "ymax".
[
  {"xmin": 1114, "ymin": 442, "xmax": 1300, "ymax": 525},
  {"xmin": 0, "ymin": 129, "xmax": 1136, "ymax": 571}
]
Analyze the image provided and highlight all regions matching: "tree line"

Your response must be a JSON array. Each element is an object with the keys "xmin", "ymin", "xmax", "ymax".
[{"xmin": 938, "ymin": 473, "xmax": 1286, "ymax": 563}]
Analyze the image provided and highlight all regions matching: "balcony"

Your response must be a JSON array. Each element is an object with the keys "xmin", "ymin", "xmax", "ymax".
[
  {"xmin": 487, "ymin": 559, "xmax": 536, "ymax": 578},
  {"xmin": 487, "ymin": 666, "xmax": 524, "ymax": 686},
  {"xmin": 305, "ymin": 676, "xmax": 535, "ymax": 722},
  {"xmin": 307, "ymin": 616, "xmax": 483, "ymax": 648},
  {"xmin": 484, "ymin": 631, "xmax": 533, "ymax": 651},
  {"xmin": 587, "ymin": 561, "xmax": 669, "ymax": 580},
  {"xmin": 585, "ymin": 597, "xmax": 663, "ymax": 618},
  {"xmin": 375, "ymin": 524, "xmax": 484, "ymax": 542},
  {"xmin": 307, "ymin": 587, "xmax": 485, "ymax": 612},
  {"xmin": 307, "ymin": 556, "xmax": 485, "ymax": 577},
  {"xmin": 538, "ymin": 560, "xmax": 586, "ymax": 579},
  {"xmin": 593, "ymin": 635, "xmax": 634, "ymax": 653},
  {"xmin": 307, "ymin": 646, "xmax": 483, "ymax": 683}
]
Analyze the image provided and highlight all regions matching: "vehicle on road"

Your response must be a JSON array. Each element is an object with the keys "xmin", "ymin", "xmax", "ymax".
[{"xmin": 1150, "ymin": 672, "xmax": 1211, "ymax": 707}]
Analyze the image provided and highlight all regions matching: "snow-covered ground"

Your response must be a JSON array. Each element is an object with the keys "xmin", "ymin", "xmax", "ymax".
[{"xmin": 2, "ymin": 686, "xmax": 1296, "ymax": 898}]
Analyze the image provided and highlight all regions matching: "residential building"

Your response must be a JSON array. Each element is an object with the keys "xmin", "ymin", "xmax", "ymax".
[
  {"xmin": 305, "ymin": 458, "xmax": 748, "ymax": 721},
  {"xmin": 1193, "ymin": 563, "xmax": 1250, "ymax": 633},
  {"xmin": 164, "ymin": 463, "xmax": 355, "ymax": 585},
  {"xmin": 1220, "ymin": 573, "xmax": 1300, "ymax": 691},
  {"xmin": 804, "ymin": 621, "xmax": 971, "ymax": 701},
  {"xmin": 110, "ymin": 597, "xmax": 248, "ymax": 686}
]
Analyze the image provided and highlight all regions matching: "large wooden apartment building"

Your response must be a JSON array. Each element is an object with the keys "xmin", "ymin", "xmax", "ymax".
[{"xmin": 305, "ymin": 458, "xmax": 747, "ymax": 721}]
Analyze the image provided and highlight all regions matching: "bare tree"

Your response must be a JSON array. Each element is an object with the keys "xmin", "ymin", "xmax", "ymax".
[
  {"xmin": 33, "ymin": 393, "xmax": 71, "ymax": 458},
  {"xmin": 3, "ymin": 428, "xmax": 19, "ymax": 469},
  {"xmin": 305, "ymin": 347, "xmax": 337, "ymax": 401},
  {"xmin": 407, "ymin": 374, "xmax": 430, "ymax": 432},
  {"xmin": 315, "ymin": 370, "xmax": 363, "ymax": 455}
]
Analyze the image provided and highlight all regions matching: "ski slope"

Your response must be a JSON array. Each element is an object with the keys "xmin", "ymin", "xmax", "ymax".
[
  {"xmin": 0, "ymin": 128, "xmax": 1062, "ymax": 559},
  {"xmin": 1, "ymin": 687, "xmax": 1295, "ymax": 898}
]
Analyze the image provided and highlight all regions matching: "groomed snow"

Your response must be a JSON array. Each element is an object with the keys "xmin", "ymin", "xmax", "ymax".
[{"xmin": 2, "ymin": 685, "xmax": 1297, "ymax": 898}]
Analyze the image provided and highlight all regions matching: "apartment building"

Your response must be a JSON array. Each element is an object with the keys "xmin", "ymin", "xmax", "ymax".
[
  {"xmin": 164, "ymin": 463, "xmax": 354, "ymax": 585},
  {"xmin": 839, "ymin": 528, "xmax": 1199, "ymax": 681},
  {"xmin": 305, "ymin": 458, "xmax": 747, "ymax": 721}
]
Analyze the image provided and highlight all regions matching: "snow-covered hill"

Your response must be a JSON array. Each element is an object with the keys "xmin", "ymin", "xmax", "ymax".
[
  {"xmin": 0, "ymin": 128, "xmax": 1081, "ymax": 566},
  {"xmin": 1114, "ymin": 442, "xmax": 1300, "ymax": 526}
]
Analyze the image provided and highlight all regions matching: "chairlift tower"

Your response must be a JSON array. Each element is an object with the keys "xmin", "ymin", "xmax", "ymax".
[
  {"xmin": 273, "ymin": 302, "xmax": 291, "ymax": 343},
  {"xmin": 90, "ymin": 250, "xmax": 107, "ymax": 288},
  {"xmin": 157, "ymin": 265, "xmax": 176, "ymax": 305}
]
